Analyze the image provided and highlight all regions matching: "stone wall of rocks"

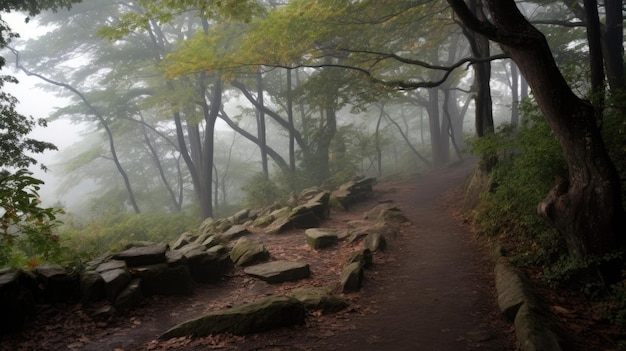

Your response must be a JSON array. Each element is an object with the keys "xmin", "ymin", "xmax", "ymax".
[{"xmin": 1, "ymin": 177, "xmax": 384, "ymax": 335}]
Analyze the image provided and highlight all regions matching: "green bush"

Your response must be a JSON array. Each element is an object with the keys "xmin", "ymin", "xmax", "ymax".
[
  {"xmin": 469, "ymin": 100, "xmax": 568, "ymax": 269},
  {"xmin": 0, "ymin": 169, "xmax": 67, "ymax": 268}
]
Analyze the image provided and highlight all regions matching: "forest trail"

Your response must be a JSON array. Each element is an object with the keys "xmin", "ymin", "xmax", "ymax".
[{"xmin": 2, "ymin": 158, "xmax": 516, "ymax": 351}]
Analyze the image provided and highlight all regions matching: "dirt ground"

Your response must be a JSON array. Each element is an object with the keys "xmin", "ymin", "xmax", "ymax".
[{"xmin": 1, "ymin": 159, "xmax": 518, "ymax": 351}]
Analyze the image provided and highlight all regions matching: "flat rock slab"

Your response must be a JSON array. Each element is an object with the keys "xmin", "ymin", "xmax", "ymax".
[
  {"xmin": 244, "ymin": 261, "xmax": 310, "ymax": 284},
  {"xmin": 159, "ymin": 295, "xmax": 305, "ymax": 339},
  {"xmin": 114, "ymin": 243, "xmax": 168, "ymax": 267},
  {"xmin": 305, "ymin": 228, "xmax": 338, "ymax": 249},
  {"xmin": 290, "ymin": 286, "xmax": 348, "ymax": 314}
]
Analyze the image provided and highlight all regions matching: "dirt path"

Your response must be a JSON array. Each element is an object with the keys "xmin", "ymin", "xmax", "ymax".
[{"xmin": 1, "ymin": 160, "xmax": 516, "ymax": 351}]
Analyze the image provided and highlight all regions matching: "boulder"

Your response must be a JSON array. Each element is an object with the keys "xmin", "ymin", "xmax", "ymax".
[
  {"xmin": 363, "ymin": 204, "xmax": 398, "ymax": 220},
  {"xmin": 265, "ymin": 216, "xmax": 291, "ymax": 234},
  {"xmin": 96, "ymin": 260, "xmax": 127, "ymax": 273},
  {"xmin": 134, "ymin": 264, "xmax": 193, "ymax": 296},
  {"xmin": 114, "ymin": 243, "xmax": 168, "ymax": 267},
  {"xmin": 305, "ymin": 228, "xmax": 338, "ymax": 249},
  {"xmin": 165, "ymin": 250, "xmax": 187, "ymax": 267},
  {"xmin": 230, "ymin": 209, "xmax": 251, "ymax": 225},
  {"xmin": 376, "ymin": 207, "xmax": 408, "ymax": 225},
  {"xmin": 494, "ymin": 257, "xmax": 533, "ymax": 321},
  {"xmin": 80, "ymin": 270, "xmax": 105, "ymax": 303},
  {"xmin": 198, "ymin": 218, "xmax": 215, "ymax": 236},
  {"xmin": 185, "ymin": 250, "xmax": 231, "ymax": 284},
  {"xmin": 290, "ymin": 286, "xmax": 348, "ymax": 314},
  {"xmin": 230, "ymin": 238, "xmax": 270, "ymax": 267},
  {"xmin": 35, "ymin": 264, "xmax": 76, "ymax": 303},
  {"xmin": 244, "ymin": 261, "xmax": 310, "ymax": 284},
  {"xmin": 100, "ymin": 268, "xmax": 132, "ymax": 302},
  {"xmin": 172, "ymin": 231, "xmax": 199, "ymax": 250},
  {"xmin": 114, "ymin": 278, "xmax": 142, "ymax": 313},
  {"xmin": 219, "ymin": 224, "xmax": 250, "ymax": 241},
  {"xmin": 0, "ymin": 270, "xmax": 34, "ymax": 334},
  {"xmin": 364, "ymin": 232, "xmax": 387, "ymax": 252},
  {"xmin": 514, "ymin": 303, "xmax": 567, "ymax": 351},
  {"xmin": 302, "ymin": 201, "xmax": 330, "ymax": 219},
  {"xmin": 309, "ymin": 191, "xmax": 331, "ymax": 207},
  {"xmin": 288, "ymin": 211, "xmax": 320, "ymax": 229},
  {"xmin": 159, "ymin": 295, "xmax": 305, "ymax": 339},
  {"xmin": 340, "ymin": 262, "xmax": 364, "ymax": 293},
  {"xmin": 348, "ymin": 248, "xmax": 373, "ymax": 269}
]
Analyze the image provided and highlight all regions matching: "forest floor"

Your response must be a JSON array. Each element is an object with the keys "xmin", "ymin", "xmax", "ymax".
[{"xmin": 1, "ymin": 159, "xmax": 618, "ymax": 350}]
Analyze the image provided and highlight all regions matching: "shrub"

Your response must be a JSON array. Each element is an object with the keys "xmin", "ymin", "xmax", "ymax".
[{"xmin": 469, "ymin": 100, "xmax": 568, "ymax": 269}]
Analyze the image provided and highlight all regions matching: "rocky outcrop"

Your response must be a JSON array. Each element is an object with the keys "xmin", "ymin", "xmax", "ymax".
[
  {"xmin": 159, "ymin": 295, "xmax": 305, "ymax": 339},
  {"xmin": 0, "ymin": 269, "xmax": 35, "ymax": 333},
  {"xmin": 330, "ymin": 177, "xmax": 376, "ymax": 210},
  {"xmin": 114, "ymin": 243, "xmax": 168, "ymax": 267}
]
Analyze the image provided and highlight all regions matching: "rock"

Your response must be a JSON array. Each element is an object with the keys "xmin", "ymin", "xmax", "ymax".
[
  {"xmin": 290, "ymin": 287, "xmax": 348, "ymax": 314},
  {"xmin": 198, "ymin": 218, "xmax": 215, "ymax": 236},
  {"xmin": 199, "ymin": 235, "xmax": 221, "ymax": 249},
  {"xmin": 134, "ymin": 264, "xmax": 193, "ymax": 296},
  {"xmin": 494, "ymin": 257, "xmax": 532, "ymax": 321},
  {"xmin": 309, "ymin": 191, "xmax": 331, "ymax": 207},
  {"xmin": 364, "ymin": 232, "xmax": 387, "ymax": 252},
  {"xmin": 165, "ymin": 250, "xmax": 187, "ymax": 267},
  {"xmin": 186, "ymin": 250, "xmax": 230, "ymax": 283},
  {"xmin": 363, "ymin": 204, "xmax": 398, "ymax": 220},
  {"xmin": 348, "ymin": 248, "xmax": 373, "ymax": 269},
  {"xmin": 302, "ymin": 201, "xmax": 330, "ymax": 219},
  {"xmin": 376, "ymin": 207, "xmax": 408, "ymax": 225},
  {"xmin": 514, "ymin": 303, "xmax": 566, "ymax": 351},
  {"xmin": 244, "ymin": 261, "xmax": 310, "ymax": 284},
  {"xmin": 159, "ymin": 295, "xmax": 305, "ymax": 339},
  {"xmin": 305, "ymin": 228, "xmax": 338, "ymax": 249},
  {"xmin": 288, "ymin": 211, "xmax": 320, "ymax": 229},
  {"xmin": 252, "ymin": 214, "xmax": 275, "ymax": 227},
  {"xmin": 172, "ymin": 231, "xmax": 199, "ymax": 250},
  {"xmin": 230, "ymin": 209, "xmax": 251, "ymax": 225},
  {"xmin": 114, "ymin": 243, "xmax": 168, "ymax": 267},
  {"xmin": 176, "ymin": 242, "xmax": 204, "ymax": 255},
  {"xmin": 230, "ymin": 238, "xmax": 270, "ymax": 267},
  {"xmin": 91, "ymin": 304, "xmax": 116, "ymax": 320},
  {"xmin": 219, "ymin": 224, "xmax": 250, "ymax": 241},
  {"xmin": 330, "ymin": 189, "xmax": 351, "ymax": 211},
  {"xmin": 35, "ymin": 264, "xmax": 76, "ymax": 303},
  {"xmin": 340, "ymin": 262, "xmax": 363, "ymax": 292},
  {"xmin": 114, "ymin": 278, "xmax": 142, "ymax": 313},
  {"xmin": 0, "ymin": 270, "xmax": 34, "ymax": 334},
  {"xmin": 100, "ymin": 268, "xmax": 132, "ymax": 302},
  {"xmin": 80, "ymin": 270, "xmax": 105, "ymax": 303},
  {"xmin": 265, "ymin": 216, "xmax": 291, "ymax": 234},
  {"xmin": 96, "ymin": 260, "xmax": 127, "ymax": 273}
]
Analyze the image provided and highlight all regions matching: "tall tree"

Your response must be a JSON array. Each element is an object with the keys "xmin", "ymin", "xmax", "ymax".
[{"xmin": 448, "ymin": 0, "xmax": 625, "ymax": 281}]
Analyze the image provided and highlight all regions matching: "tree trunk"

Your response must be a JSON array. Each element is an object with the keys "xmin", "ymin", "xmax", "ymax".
[
  {"xmin": 510, "ymin": 61, "xmax": 520, "ymax": 126},
  {"xmin": 448, "ymin": 0, "xmax": 625, "ymax": 279},
  {"xmin": 256, "ymin": 70, "xmax": 269, "ymax": 179},
  {"xmin": 602, "ymin": 0, "xmax": 625, "ymax": 93}
]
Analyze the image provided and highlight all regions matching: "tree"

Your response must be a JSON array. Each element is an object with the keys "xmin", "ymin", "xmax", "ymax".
[
  {"xmin": 448, "ymin": 0, "xmax": 625, "ymax": 282},
  {"xmin": 0, "ymin": 0, "xmax": 82, "ymax": 266}
]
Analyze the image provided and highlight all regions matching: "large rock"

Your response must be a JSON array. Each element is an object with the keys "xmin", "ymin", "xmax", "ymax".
[
  {"xmin": 290, "ymin": 286, "xmax": 348, "ymax": 314},
  {"xmin": 514, "ymin": 304, "xmax": 567, "ymax": 351},
  {"xmin": 80, "ymin": 270, "xmax": 105, "ymax": 303},
  {"xmin": 0, "ymin": 270, "xmax": 34, "ymax": 334},
  {"xmin": 35, "ymin": 264, "xmax": 76, "ymax": 303},
  {"xmin": 219, "ymin": 224, "xmax": 250, "ymax": 241},
  {"xmin": 96, "ymin": 260, "xmax": 127, "ymax": 273},
  {"xmin": 244, "ymin": 261, "xmax": 310, "ymax": 284},
  {"xmin": 114, "ymin": 243, "xmax": 168, "ymax": 267},
  {"xmin": 172, "ymin": 232, "xmax": 199, "ymax": 250},
  {"xmin": 230, "ymin": 238, "xmax": 270, "ymax": 267},
  {"xmin": 185, "ymin": 250, "xmax": 231, "ymax": 283},
  {"xmin": 133, "ymin": 264, "xmax": 193, "ymax": 296},
  {"xmin": 100, "ymin": 268, "xmax": 132, "ymax": 302},
  {"xmin": 305, "ymin": 228, "xmax": 338, "ymax": 249},
  {"xmin": 230, "ymin": 209, "xmax": 252, "ymax": 225},
  {"xmin": 159, "ymin": 295, "xmax": 305, "ymax": 339},
  {"xmin": 114, "ymin": 278, "xmax": 142, "ymax": 313},
  {"xmin": 364, "ymin": 232, "xmax": 387, "ymax": 252},
  {"xmin": 348, "ymin": 248, "xmax": 373, "ymax": 269},
  {"xmin": 494, "ymin": 257, "xmax": 532, "ymax": 321},
  {"xmin": 340, "ymin": 262, "xmax": 363, "ymax": 293}
]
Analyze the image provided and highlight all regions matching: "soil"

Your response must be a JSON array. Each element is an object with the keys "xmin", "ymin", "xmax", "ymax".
[{"xmin": 1, "ymin": 159, "xmax": 518, "ymax": 351}]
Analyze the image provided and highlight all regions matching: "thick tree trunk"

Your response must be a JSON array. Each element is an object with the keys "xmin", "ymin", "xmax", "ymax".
[{"xmin": 448, "ymin": 0, "xmax": 625, "ymax": 276}]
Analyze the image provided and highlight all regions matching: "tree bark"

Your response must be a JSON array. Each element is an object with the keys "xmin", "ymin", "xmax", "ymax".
[{"xmin": 448, "ymin": 0, "xmax": 625, "ymax": 275}]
